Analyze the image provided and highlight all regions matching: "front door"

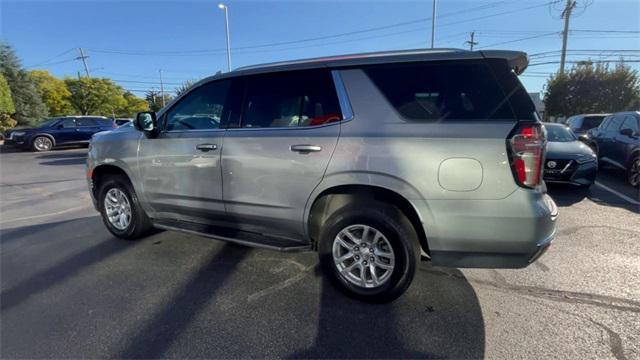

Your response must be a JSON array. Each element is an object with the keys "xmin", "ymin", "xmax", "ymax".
[
  {"xmin": 222, "ymin": 69, "xmax": 343, "ymax": 240},
  {"xmin": 138, "ymin": 79, "xmax": 232, "ymax": 224},
  {"xmin": 76, "ymin": 117, "xmax": 101, "ymax": 141}
]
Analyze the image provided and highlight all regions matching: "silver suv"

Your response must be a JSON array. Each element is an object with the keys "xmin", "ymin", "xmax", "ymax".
[{"xmin": 87, "ymin": 49, "xmax": 558, "ymax": 302}]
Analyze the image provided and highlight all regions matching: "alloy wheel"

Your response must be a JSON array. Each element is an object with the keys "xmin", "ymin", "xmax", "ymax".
[
  {"xmin": 104, "ymin": 188, "xmax": 132, "ymax": 230},
  {"xmin": 629, "ymin": 157, "xmax": 640, "ymax": 187},
  {"xmin": 332, "ymin": 224, "xmax": 395, "ymax": 288},
  {"xmin": 34, "ymin": 137, "xmax": 52, "ymax": 151}
]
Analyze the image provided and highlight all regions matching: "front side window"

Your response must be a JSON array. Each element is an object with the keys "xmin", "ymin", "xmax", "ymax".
[
  {"xmin": 60, "ymin": 118, "xmax": 76, "ymax": 128},
  {"xmin": 605, "ymin": 116, "xmax": 624, "ymax": 131},
  {"xmin": 364, "ymin": 60, "xmax": 518, "ymax": 121},
  {"xmin": 621, "ymin": 115, "xmax": 639, "ymax": 133},
  {"xmin": 241, "ymin": 70, "xmax": 342, "ymax": 128},
  {"xmin": 165, "ymin": 80, "xmax": 231, "ymax": 131},
  {"xmin": 582, "ymin": 116, "xmax": 604, "ymax": 130}
]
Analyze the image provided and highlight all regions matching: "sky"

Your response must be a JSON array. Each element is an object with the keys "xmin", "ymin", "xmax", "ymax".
[{"xmin": 1, "ymin": 0, "xmax": 638, "ymax": 97}]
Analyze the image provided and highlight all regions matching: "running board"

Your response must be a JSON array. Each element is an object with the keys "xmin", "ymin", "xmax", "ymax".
[{"xmin": 153, "ymin": 219, "xmax": 312, "ymax": 252}]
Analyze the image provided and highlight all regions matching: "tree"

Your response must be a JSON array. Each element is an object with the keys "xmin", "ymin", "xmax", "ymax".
[
  {"xmin": 0, "ymin": 73, "xmax": 17, "ymax": 132},
  {"xmin": 175, "ymin": 80, "xmax": 196, "ymax": 97},
  {"xmin": 117, "ymin": 91, "xmax": 148, "ymax": 117},
  {"xmin": 544, "ymin": 60, "xmax": 640, "ymax": 118},
  {"xmin": 29, "ymin": 70, "xmax": 74, "ymax": 116},
  {"xmin": 145, "ymin": 90, "xmax": 172, "ymax": 112},
  {"xmin": 65, "ymin": 77, "xmax": 126, "ymax": 116},
  {"xmin": 0, "ymin": 42, "xmax": 48, "ymax": 126}
]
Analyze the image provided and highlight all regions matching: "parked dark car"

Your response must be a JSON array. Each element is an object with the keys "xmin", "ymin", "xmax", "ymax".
[
  {"xmin": 565, "ymin": 114, "xmax": 609, "ymax": 136},
  {"xmin": 587, "ymin": 111, "xmax": 640, "ymax": 187},
  {"xmin": 543, "ymin": 123, "xmax": 597, "ymax": 188},
  {"xmin": 4, "ymin": 116, "xmax": 115, "ymax": 152}
]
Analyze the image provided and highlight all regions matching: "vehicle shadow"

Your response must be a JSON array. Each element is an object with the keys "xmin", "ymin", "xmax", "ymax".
[
  {"xmin": 37, "ymin": 151, "xmax": 88, "ymax": 166},
  {"xmin": 291, "ymin": 264, "xmax": 485, "ymax": 359},
  {"xmin": 546, "ymin": 184, "xmax": 587, "ymax": 207},
  {"xmin": 0, "ymin": 217, "xmax": 131, "ymax": 312},
  {"xmin": 116, "ymin": 244, "xmax": 251, "ymax": 358}
]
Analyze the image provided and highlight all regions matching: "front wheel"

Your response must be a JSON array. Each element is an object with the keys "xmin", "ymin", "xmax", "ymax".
[
  {"xmin": 628, "ymin": 154, "xmax": 640, "ymax": 188},
  {"xmin": 98, "ymin": 175, "xmax": 153, "ymax": 239},
  {"xmin": 318, "ymin": 201, "xmax": 420, "ymax": 303},
  {"xmin": 32, "ymin": 136, "xmax": 53, "ymax": 152}
]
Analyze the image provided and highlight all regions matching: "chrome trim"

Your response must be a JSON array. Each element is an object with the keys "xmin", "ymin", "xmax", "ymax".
[
  {"xmin": 225, "ymin": 121, "xmax": 341, "ymax": 132},
  {"xmin": 331, "ymin": 70, "xmax": 354, "ymax": 121}
]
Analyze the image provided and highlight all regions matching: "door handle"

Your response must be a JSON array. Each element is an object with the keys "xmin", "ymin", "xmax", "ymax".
[
  {"xmin": 196, "ymin": 143, "xmax": 217, "ymax": 152},
  {"xmin": 290, "ymin": 144, "xmax": 322, "ymax": 153}
]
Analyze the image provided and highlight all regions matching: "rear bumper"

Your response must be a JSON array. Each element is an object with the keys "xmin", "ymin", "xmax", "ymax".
[{"xmin": 413, "ymin": 190, "xmax": 558, "ymax": 268}]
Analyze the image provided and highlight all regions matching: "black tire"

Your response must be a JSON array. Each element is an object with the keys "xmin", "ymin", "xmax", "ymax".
[
  {"xmin": 627, "ymin": 154, "xmax": 640, "ymax": 188},
  {"xmin": 318, "ymin": 201, "xmax": 420, "ymax": 303},
  {"xmin": 98, "ymin": 174, "xmax": 153, "ymax": 240},
  {"xmin": 31, "ymin": 136, "xmax": 53, "ymax": 152}
]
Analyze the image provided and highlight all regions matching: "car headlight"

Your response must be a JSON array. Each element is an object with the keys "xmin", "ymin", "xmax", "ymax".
[
  {"xmin": 575, "ymin": 154, "xmax": 596, "ymax": 164},
  {"xmin": 11, "ymin": 131, "xmax": 25, "ymax": 137}
]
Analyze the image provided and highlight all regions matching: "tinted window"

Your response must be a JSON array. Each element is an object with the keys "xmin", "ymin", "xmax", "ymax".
[
  {"xmin": 60, "ymin": 118, "xmax": 76, "ymax": 128},
  {"xmin": 166, "ymin": 80, "xmax": 231, "ymax": 131},
  {"xmin": 582, "ymin": 116, "xmax": 604, "ymax": 130},
  {"xmin": 241, "ymin": 70, "xmax": 342, "ymax": 128},
  {"xmin": 38, "ymin": 118, "xmax": 61, "ymax": 128},
  {"xmin": 621, "ymin": 115, "xmax": 639, "ymax": 133},
  {"xmin": 365, "ymin": 60, "xmax": 520, "ymax": 121},
  {"xmin": 605, "ymin": 116, "xmax": 624, "ymax": 131},
  {"xmin": 77, "ymin": 118, "xmax": 98, "ymax": 126}
]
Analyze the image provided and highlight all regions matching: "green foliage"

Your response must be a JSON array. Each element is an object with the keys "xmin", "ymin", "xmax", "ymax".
[
  {"xmin": 145, "ymin": 90, "xmax": 172, "ymax": 112},
  {"xmin": 0, "ymin": 42, "xmax": 48, "ymax": 126},
  {"xmin": 65, "ymin": 77, "xmax": 128, "ymax": 116},
  {"xmin": 30, "ymin": 70, "xmax": 74, "ymax": 116},
  {"xmin": 118, "ymin": 91, "xmax": 149, "ymax": 117},
  {"xmin": 175, "ymin": 80, "xmax": 196, "ymax": 97},
  {"xmin": 544, "ymin": 61, "xmax": 640, "ymax": 118},
  {"xmin": 0, "ymin": 73, "xmax": 15, "ymax": 114}
]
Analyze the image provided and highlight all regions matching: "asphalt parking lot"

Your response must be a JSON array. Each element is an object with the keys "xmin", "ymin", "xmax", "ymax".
[{"xmin": 1, "ymin": 146, "xmax": 638, "ymax": 359}]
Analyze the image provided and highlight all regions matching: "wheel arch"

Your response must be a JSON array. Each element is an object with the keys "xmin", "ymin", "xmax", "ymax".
[
  {"xmin": 91, "ymin": 164, "xmax": 132, "ymax": 199},
  {"xmin": 306, "ymin": 184, "xmax": 430, "ymax": 255},
  {"xmin": 31, "ymin": 133, "xmax": 56, "ymax": 147}
]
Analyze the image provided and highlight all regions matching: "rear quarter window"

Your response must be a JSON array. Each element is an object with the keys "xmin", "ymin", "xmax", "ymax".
[{"xmin": 363, "ymin": 59, "xmax": 533, "ymax": 122}]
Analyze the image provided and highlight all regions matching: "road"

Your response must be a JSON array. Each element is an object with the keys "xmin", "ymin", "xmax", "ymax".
[{"xmin": 1, "ymin": 147, "xmax": 638, "ymax": 359}]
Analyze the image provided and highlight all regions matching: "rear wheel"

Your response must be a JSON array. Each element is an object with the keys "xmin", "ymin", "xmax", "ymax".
[
  {"xmin": 32, "ymin": 136, "xmax": 53, "ymax": 152},
  {"xmin": 628, "ymin": 154, "xmax": 640, "ymax": 188},
  {"xmin": 318, "ymin": 201, "xmax": 419, "ymax": 303},
  {"xmin": 98, "ymin": 175, "xmax": 153, "ymax": 239}
]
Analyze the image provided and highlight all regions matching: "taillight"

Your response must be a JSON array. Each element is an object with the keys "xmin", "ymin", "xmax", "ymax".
[{"xmin": 508, "ymin": 123, "xmax": 545, "ymax": 188}]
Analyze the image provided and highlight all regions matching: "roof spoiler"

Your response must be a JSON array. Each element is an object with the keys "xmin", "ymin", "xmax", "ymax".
[{"xmin": 480, "ymin": 50, "xmax": 529, "ymax": 75}]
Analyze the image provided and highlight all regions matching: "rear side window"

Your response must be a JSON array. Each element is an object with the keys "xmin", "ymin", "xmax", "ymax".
[
  {"xmin": 364, "ymin": 60, "xmax": 524, "ymax": 121},
  {"xmin": 621, "ymin": 115, "xmax": 639, "ymax": 132},
  {"xmin": 582, "ymin": 116, "xmax": 604, "ymax": 130},
  {"xmin": 241, "ymin": 70, "xmax": 342, "ymax": 128},
  {"xmin": 77, "ymin": 118, "xmax": 98, "ymax": 126}
]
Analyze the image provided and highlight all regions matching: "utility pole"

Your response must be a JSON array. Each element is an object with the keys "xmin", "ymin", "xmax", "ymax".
[
  {"xmin": 430, "ymin": 0, "xmax": 437, "ymax": 48},
  {"xmin": 560, "ymin": 0, "xmax": 577, "ymax": 75},
  {"xmin": 77, "ymin": 48, "xmax": 91, "ymax": 78},
  {"xmin": 465, "ymin": 31, "xmax": 478, "ymax": 51},
  {"xmin": 159, "ymin": 69, "xmax": 165, "ymax": 108}
]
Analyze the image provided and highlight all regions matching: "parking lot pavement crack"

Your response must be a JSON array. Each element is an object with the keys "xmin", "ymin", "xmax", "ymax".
[
  {"xmin": 517, "ymin": 294, "xmax": 628, "ymax": 360},
  {"xmin": 420, "ymin": 267, "xmax": 640, "ymax": 314},
  {"xmin": 246, "ymin": 264, "xmax": 316, "ymax": 303}
]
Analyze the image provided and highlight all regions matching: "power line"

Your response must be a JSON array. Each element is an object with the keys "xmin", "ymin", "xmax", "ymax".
[
  {"xmin": 25, "ymin": 48, "xmax": 75, "ymax": 68},
  {"xmin": 478, "ymin": 32, "xmax": 559, "ymax": 48}
]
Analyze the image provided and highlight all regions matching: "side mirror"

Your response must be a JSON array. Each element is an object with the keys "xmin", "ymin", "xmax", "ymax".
[
  {"xmin": 57, "ymin": 124, "xmax": 64, "ymax": 129},
  {"xmin": 135, "ymin": 111, "xmax": 157, "ymax": 136},
  {"xmin": 620, "ymin": 128, "xmax": 634, "ymax": 137},
  {"xmin": 578, "ymin": 134, "xmax": 590, "ymax": 143}
]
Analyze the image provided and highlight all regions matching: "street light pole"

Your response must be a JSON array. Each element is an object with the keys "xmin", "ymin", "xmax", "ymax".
[
  {"xmin": 430, "ymin": 0, "xmax": 437, "ymax": 48},
  {"xmin": 219, "ymin": 3, "xmax": 232, "ymax": 72}
]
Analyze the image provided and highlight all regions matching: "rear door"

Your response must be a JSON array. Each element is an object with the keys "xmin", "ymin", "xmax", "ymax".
[
  {"xmin": 221, "ymin": 69, "xmax": 343, "ymax": 240},
  {"xmin": 76, "ymin": 118, "xmax": 101, "ymax": 141},
  {"xmin": 138, "ymin": 79, "xmax": 232, "ymax": 223}
]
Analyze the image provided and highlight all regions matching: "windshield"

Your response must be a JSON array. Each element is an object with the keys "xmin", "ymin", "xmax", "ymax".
[
  {"xmin": 546, "ymin": 125, "xmax": 577, "ymax": 142},
  {"xmin": 37, "ymin": 118, "xmax": 60, "ymax": 128}
]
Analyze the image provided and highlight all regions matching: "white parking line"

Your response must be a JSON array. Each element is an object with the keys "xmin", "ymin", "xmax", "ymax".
[
  {"xmin": 594, "ymin": 181, "xmax": 640, "ymax": 206},
  {"xmin": 0, "ymin": 205, "xmax": 93, "ymax": 224}
]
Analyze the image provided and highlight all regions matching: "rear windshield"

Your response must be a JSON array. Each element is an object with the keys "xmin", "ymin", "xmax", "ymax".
[
  {"xmin": 363, "ymin": 59, "xmax": 535, "ymax": 122},
  {"xmin": 582, "ymin": 116, "xmax": 605, "ymax": 129}
]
